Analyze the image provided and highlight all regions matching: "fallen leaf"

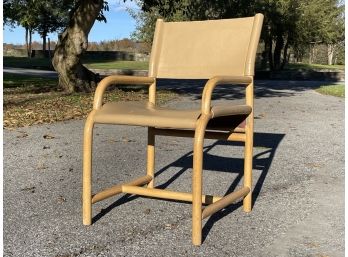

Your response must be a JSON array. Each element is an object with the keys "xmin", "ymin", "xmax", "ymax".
[
  {"xmin": 20, "ymin": 186, "xmax": 36, "ymax": 193},
  {"xmin": 164, "ymin": 223, "xmax": 177, "ymax": 230},
  {"xmin": 58, "ymin": 195, "xmax": 66, "ymax": 203},
  {"xmin": 37, "ymin": 162, "xmax": 48, "ymax": 170},
  {"xmin": 305, "ymin": 163, "xmax": 323, "ymax": 168},
  {"xmin": 43, "ymin": 134, "xmax": 55, "ymax": 139},
  {"xmin": 122, "ymin": 137, "xmax": 135, "ymax": 143},
  {"xmin": 16, "ymin": 131, "xmax": 28, "ymax": 138}
]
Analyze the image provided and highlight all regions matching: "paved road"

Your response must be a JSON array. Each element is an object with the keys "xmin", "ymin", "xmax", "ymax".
[
  {"xmin": 4, "ymin": 80, "xmax": 344, "ymax": 256},
  {"xmin": 3, "ymin": 67, "xmax": 147, "ymax": 77},
  {"xmin": 4, "ymin": 67, "xmax": 58, "ymax": 78}
]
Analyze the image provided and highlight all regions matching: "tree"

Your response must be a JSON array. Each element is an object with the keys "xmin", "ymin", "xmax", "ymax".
[
  {"xmin": 132, "ymin": 0, "xmax": 344, "ymax": 70},
  {"xmin": 52, "ymin": 0, "xmax": 109, "ymax": 93},
  {"xmin": 3, "ymin": 0, "xmax": 18, "ymax": 26},
  {"xmin": 5, "ymin": 0, "xmax": 122, "ymax": 92},
  {"xmin": 5, "ymin": 0, "xmax": 111, "ymax": 93},
  {"xmin": 136, "ymin": 0, "xmax": 303, "ymax": 70},
  {"xmin": 35, "ymin": 1, "xmax": 72, "ymax": 52},
  {"xmin": 257, "ymin": 0, "xmax": 303, "ymax": 70},
  {"xmin": 319, "ymin": 1, "xmax": 344, "ymax": 65},
  {"xmin": 130, "ymin": 0, "xmax": 254, "ymax": 43},
  {"xmin": 4, "ymin": 0, "xmax": 71, "ymax": 57},
  {"xmin": 16, "ymin": 0, "xmax": 40, "ymax": 57}
]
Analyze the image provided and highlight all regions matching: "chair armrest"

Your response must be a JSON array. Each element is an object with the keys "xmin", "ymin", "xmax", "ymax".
[
  {"xmin": 201, "ymin": 75, "xmax": 253, "ymax": 115},
  {"xmin": 93, "ymin": 75, "xmax": 156, "ymax": 110}
]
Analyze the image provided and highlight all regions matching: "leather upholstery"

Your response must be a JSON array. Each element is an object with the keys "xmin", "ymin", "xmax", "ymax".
[
  {"xmin": 94, "ymin": 101, "xmax": 252, "ymax": 129},
  {"xmin": 92, "ymin": 14, "xmax": 264, "ymax": 130},
  {"xmin": 149, "ymin": 15, "xmax": 263, "ymax": 78}
]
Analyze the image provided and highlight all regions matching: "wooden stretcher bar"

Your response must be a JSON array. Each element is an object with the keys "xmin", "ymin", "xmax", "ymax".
[
  {"xmin": 202, "ymin": 187, "xmax": 250, "ymax": 219},
  {"xmin": 122, "ymin": 185, "xmax": 222, "ymax": 205},
  {"xmin": 91, "ymin": 175, "xmax": 153, "ymax": 204}
]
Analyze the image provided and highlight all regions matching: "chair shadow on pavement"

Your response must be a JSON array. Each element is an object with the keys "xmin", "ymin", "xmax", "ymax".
[
  {"xmin": 93, "ymin": 132, "xmax": 284, "ymax": 243},
  {"xmin": 200, "ymin": 132, "xmax": 284, "ymax": 242},
  {"xmin": 156, "ymin": 78, "xmax": 326, "ymax": 100}
]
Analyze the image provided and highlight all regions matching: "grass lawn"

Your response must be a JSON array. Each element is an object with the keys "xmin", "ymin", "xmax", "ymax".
[
  {"xmin": 4, "ymin": 56, "xmax": 53, "ymax": 70},
  {"xmin": 4, "ymin": 56, "xmax": 148, "ymax": 70},
  {"xmin": 285, "ymin": 63, "xmax": 344, "ymax": 71},
  {"xmin": 3, "ymin": 73, "xmax": 177, "ymax": 129},
  {"xmin": 315, "ymin": 84, "xmax": 345, "ymax": 97},
  {"xmin": 84, "ymin": 60, "xmax": 149, "ymax": 70},
  {"xmin": 5, "ymin": 56, "xmax": 344, "ymax": 72}
]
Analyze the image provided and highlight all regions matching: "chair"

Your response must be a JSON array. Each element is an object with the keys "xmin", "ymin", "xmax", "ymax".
[{"xmin": 83, "ymin": 13, "xmax": 264, "ymax": 245}]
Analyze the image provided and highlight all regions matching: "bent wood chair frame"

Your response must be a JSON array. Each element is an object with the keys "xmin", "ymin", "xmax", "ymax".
[{"xmin": 82, "ymin": 14, "xmax": 264, "ymax": 246}]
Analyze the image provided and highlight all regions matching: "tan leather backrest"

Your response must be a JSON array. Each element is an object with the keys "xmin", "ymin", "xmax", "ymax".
[{"xmin": 148, "ymin": 14, "xmax": 263, "ymax": 79}]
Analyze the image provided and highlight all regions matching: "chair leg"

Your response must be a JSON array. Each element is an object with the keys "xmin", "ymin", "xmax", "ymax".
[
  {"xmin": 243, "ymin": 128, "xmax": 253, "ymax": 212},
  {"xmin": 147, "ymin": 127, "xmax": 155, "ymax": 188},
  {"xmin": 192, "ymin": 125, "xmax": 206, "ymax": 246},
  {"xmin": 83, "ymin": 112, "xmax": 95, "ymax": 225}
]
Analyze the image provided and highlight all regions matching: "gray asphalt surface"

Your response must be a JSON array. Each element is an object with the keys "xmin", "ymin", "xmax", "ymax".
[
  {"xmin": 4, "ymin": 80, "xmax": 344, "ymax": 257},
  {"xmin": 4, "ymin": 67, "xmax": 58, "ymax": 78},
  {"xmin": 3, "ymin": 67, "xmax": 148, "ymax": 78}
]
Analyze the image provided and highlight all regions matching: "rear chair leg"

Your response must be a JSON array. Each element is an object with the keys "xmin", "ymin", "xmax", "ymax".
[
  {"xmin": 243, "ymin": 128, "xmax": 253, "ymax": 212},
  {"xmin": 147, "ymin": 127, "xmax": 155, "ymax": 188},
  {"xmin": 83, "ymin": 112, "xmax": 95, "ymax": 225}
]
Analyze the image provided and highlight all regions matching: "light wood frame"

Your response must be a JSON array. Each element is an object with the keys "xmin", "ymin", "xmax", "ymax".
[
  {"xmin": 83, "ymin": 14, "xmax": 263, "ymax": 246},
  {"xmin": 83, "ymin": 75, "xmax": 254, "ymax": 246}
]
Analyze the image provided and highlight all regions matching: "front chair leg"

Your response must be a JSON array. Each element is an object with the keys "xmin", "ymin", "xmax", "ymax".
[
  {"xmin": 83, "ymin": 111, "xmax": 95, "ymax": 225},
  {"xmin": 192, "ymin": 121, "xmax": 207, "ymax": 246}
]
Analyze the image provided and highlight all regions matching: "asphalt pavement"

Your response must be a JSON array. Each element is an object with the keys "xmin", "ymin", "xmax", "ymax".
[
  {"xmin": 3, "ymin": 80, "xmax": 344, "ymax": 257},
  {"xmin": 4, "ymin": 67, "xmax": 58, "ymax": 78}
]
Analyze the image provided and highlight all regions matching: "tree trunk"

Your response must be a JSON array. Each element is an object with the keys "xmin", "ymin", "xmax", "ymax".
[
  {"xmin": 48, "ymin": 37, "xmax": 51, "ymax": 59},
  {"xmin": 25, "ymin": 27, "xmax": 30, "ymax": 57},
  {"xmin": 268, "ymin": 37, "xmax": 274, "ymax": 71},
  {"xmin": 28, "ymin": 27, "xmax": 33, "ymax": 58},
  {"xmin": 309, "ymin": 43, "xmax": 316, "ymax": 64},
  {"xmin": 296, "ymin": 50, "xmax": 303, "ymax": 63},
  {"xmin": 42, "ymin": 32, "xmax": 47, "ymax": 52},
  {"xmin": 52, "ymin": 0, "xmax": 104, "ymax": 93},
  {"xmin": 281, "ymin": 40, "xmax": 289, "ymax": 69},
  {"xmin": 327, "ymin": 43, "xmax": 334, "ymax": 65},
  {"xmin": 273, "ymin": 34, "xmax": 284, "ymax": 70}
]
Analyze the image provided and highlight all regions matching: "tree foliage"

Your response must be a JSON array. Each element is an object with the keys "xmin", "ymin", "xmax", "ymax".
[
  {"xmin": 132, "ymin": 0, "xmax": 345, "ymax": 69},
  {"xmin": 4, "ymin": 0, "xmax": 72, "ymax": 56},
  {"xmin": 35, "ymin": 1, "xmax": 73, "ymax": 51}
]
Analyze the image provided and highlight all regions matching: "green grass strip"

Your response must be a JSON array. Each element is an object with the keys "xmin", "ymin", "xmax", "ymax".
[
  {"xmin": 84, "ymin": 60, "xmax": 148, "ymax": 70},
  {"xmin": 286, "ymin": 63, "xmax": 344, "ymax": 70},
  {"xmin": 4, "ymin": 56, "xmax": 149, "ymax": 71},
  {"xmin": 316, "ymin": 84, "xmax": 345, "ymax": 97}
]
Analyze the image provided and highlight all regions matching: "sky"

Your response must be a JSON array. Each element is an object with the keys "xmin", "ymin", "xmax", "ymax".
[{"xmin": 3, "ymin": 1, "xmax": 140, "ymax": 44}]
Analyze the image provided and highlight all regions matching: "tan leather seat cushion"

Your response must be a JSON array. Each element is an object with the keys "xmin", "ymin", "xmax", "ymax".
[{"xmin": 94, "ymin": 101, "xmax": 251, "ymax": 129}]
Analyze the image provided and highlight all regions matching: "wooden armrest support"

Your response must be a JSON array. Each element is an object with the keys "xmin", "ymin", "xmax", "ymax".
[
  {"xmin": 93, "ymin": 75, "xmax": 156, "ymax": 110},
  {"xmin": 201, "ymin": 75, "xmax": 253, "ymax": 115}
]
